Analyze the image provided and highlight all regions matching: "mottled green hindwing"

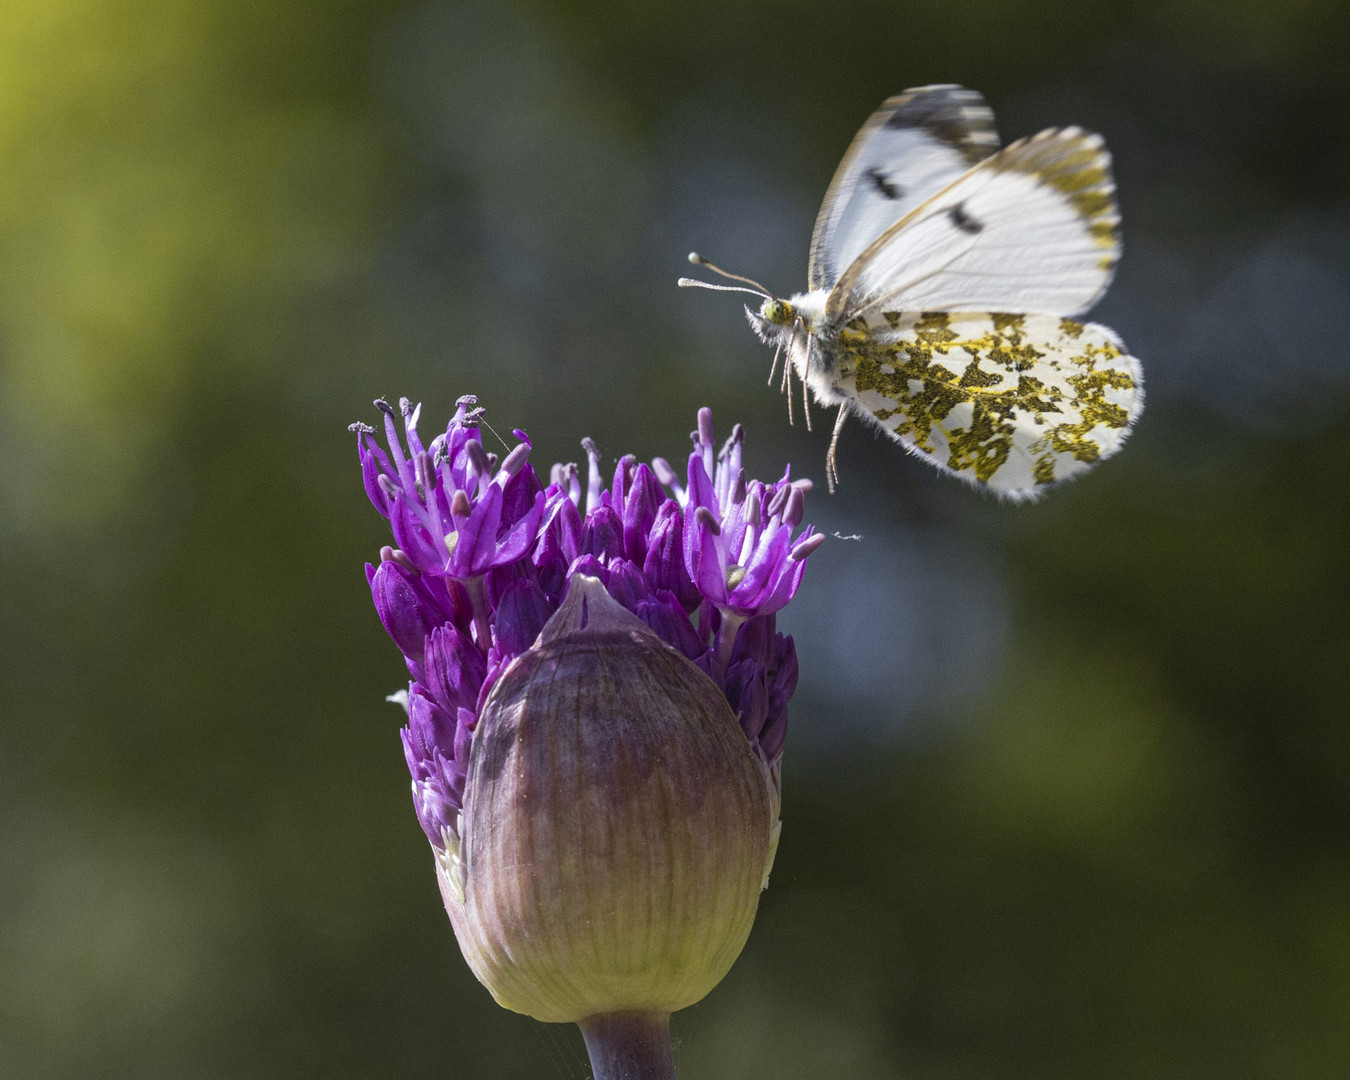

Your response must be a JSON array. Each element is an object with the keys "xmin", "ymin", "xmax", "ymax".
[{"xmin": 834, "ymin": 310, "xmax": 1142, "ymax": 497}]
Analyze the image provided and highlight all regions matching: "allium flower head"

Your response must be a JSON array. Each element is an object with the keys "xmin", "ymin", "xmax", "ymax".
[{"xmin": 354, "ymin": 396, "xmax": 820, "ymax": 1068}]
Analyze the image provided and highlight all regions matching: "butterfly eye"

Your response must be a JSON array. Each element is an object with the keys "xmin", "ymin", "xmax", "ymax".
[{"xmin": 762, "ymin": 299, "xmax": 794, "ymax": 325}]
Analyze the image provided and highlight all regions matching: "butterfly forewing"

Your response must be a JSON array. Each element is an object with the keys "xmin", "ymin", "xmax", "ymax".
[
  {"xmin": 808, "ymin": 85, "xmax": 1000, "ymax": 291},
  {"xmin": 825, "ymin": 128, "xmax": 1120, "ymax": 322},
  {"xmin": 832, "ymin": 310, "xmax": 1142, "ymax": 498}
]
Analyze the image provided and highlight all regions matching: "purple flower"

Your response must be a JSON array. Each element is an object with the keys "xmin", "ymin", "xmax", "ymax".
[
  {"xmin": 359, "ymin": 397, "xmax": 546, "ymax": 584},
  {"xmin": 354, "ymin": 396, "xmax": 822, "ymax": 857},
  {"xmin": 355, "ymin": 396, "xmax": 823, "ymax": 1057},
  {"xmin": 683, "ymin": 408, "xmax": 823, "ymax": 621}
]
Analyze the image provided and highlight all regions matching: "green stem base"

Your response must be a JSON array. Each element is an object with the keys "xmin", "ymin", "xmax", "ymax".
[{"xmin": 577, "ymin": 1011, "xmax": 675, "ymax": 1080}]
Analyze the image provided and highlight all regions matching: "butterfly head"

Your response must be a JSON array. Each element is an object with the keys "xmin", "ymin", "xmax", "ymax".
[
  {"xmin": 760, "ymin": 298, "xmax": 795, "ymax": 326},
  {"xmin": 744, "ymin": 297, "xmax": 800, "ymax": 349}
]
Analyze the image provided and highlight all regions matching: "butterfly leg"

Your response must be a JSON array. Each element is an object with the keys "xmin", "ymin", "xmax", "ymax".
[
  {"xmin": 826, "ymin": 405, "xmax": 849, "ymax": 493},
  {"xmin": 783, "ymin": 332, "xmax": 799, "ymax": 426},
  {"xmin": 768, "ymin": 341, "xmax": 783, "ymax": 388},
  {"xmin": 801, "ymin": 330, "xmax": 814, "ymax": 432}
]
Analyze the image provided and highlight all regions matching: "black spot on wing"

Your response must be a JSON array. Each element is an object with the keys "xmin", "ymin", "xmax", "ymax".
[
  {"xmin": 865, "ymin": 166, "xmax": 903, "ymax": 200},
  {"xmin": 880, "ymin": 84, "xmax": 1000, "ymax": 165},
  {"xmin": 948, "ymin": 201, "xmax": 983, "ymax": 234}
]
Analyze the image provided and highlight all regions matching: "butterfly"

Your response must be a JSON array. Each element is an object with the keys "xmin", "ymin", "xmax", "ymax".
[{"xmin": 680, "ymin": 84, "xmax": 1144, "ymax": 499}]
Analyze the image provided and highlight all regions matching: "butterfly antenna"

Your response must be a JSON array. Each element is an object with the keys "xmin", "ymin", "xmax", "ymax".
[
  {"xmin": 676, "ymin": 278, "xmax": 768, "ymax": 298},
  {"xmin": 682, "ymin": 252, "xmax": 774, "ymax": 297}
]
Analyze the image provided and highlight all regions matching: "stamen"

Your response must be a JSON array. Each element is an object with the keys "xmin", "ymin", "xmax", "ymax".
[
  {"xmin": 465, "ymin": 440, "xmax": 490, "ymax": 482},
  {"xmin": 563, "ymin": 461, "xmax": 581, "ymax": 506},
  {"xmin": 549, "ymin": 461, "xmax": 581, "ymax": 504},
  {"xmin": 450, "ymin": 489, "xmax": 472, "ymax": 519},
  {"xmin": 499, "ymin": 442, "xmax": 531, "ymax": 480},
  {"xmin": 697, "ymin": 408, "xmax": 715, "ymax": 451},
  {"xmin": 413, "ymin": 451, "xmax": 436, "ymax": 498},
  {"xmin": 744, "ymin": 488, "xmax": 762, "ymax": 530},
  {"xmin": 581, "ymin": 437, "xmax": 602, "ymax": 514},
  {"xmin": 382, "ymin": 546, "xmax": 419, "ymax": 573},
  {"xmin": 421, "ymin": 457, "xmax": 451, "ymax": 542},
  {"xmin": 613, "ymin": 454, "xmax": 635, "ymax": 503},
  {"xmin": 696, "ymin": 408, "xmax": 716, "ymax": 481},
  {"xmin": 790, "ymin": 533, "xmax": 825, "ymax": 561},
  {"xmin": 694, "ymin": 506, "xmax": 722, "ymax": 536},
  {"xmin": 650, "ymin": 457, "xmax": 679, "ymax": 488},
  {"xmin": 374, "ymin": 399, "xmax": 410, "ymax": 478}
]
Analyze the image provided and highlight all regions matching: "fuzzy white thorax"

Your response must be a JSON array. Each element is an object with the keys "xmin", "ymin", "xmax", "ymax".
[{"xmin": 745, "ymin": 289, "xmax": 850, "ymax": 409}]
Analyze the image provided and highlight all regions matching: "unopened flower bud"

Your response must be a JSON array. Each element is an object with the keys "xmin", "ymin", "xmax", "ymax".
[{"xmin": 440, "ymin": 575, "xmax": 778, "ymax": 1024}]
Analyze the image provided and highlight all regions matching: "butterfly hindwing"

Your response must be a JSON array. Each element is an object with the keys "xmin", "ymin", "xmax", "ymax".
[
  {"xmin": 807, "ymin": 85, "xmax": 1000, "ymax": 292},
  {"xmin": 830, "ymin": 310, "xmax": 1142, "ymax": 498},
  {"xmin": 825, "ymin": 128, "xmax": 1120, "ymax": 322}
]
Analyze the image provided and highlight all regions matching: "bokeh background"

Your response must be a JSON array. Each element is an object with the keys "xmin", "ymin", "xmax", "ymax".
[{"xmin": 3, "ymin": 0, "xmax": 1348, "ymax": 1076}]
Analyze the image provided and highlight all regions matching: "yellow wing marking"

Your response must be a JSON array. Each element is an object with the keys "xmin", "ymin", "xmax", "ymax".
[{"xmin": 839, "ymin": 312, "xmax": 1137, "ymax": 487}]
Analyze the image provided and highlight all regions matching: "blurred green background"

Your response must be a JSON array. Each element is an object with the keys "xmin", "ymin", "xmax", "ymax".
[{"xmin": 2, "ymin": 0, "xmax": 1348, "ymax": 1076}]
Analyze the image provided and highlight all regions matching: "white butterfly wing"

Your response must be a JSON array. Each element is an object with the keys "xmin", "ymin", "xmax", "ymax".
[
  {"xmin": 808, "ymin": 85, "xmax": 1000, "ymax": 292},
  {"xmin": 825, "ymin": 128, "xmax": 1120, "ymax": 322},
  {"xmin": 835, "ymin": 311, "xmax": 1143, "ymax": 499}
]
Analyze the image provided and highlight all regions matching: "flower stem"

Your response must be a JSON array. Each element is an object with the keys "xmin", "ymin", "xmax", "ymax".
[{"xmin": 577, "ymin": 1011, "xmax": 675, "ymax": 1080}]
